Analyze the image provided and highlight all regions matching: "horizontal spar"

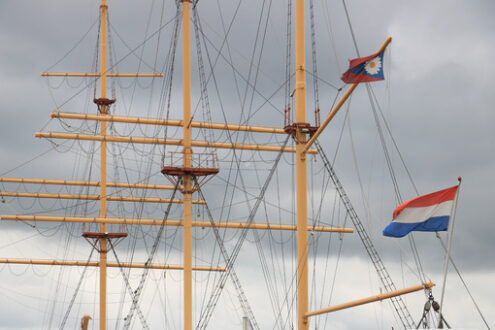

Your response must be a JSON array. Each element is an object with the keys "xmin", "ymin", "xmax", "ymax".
[
  {"xmin": 305, "ymin": 281, "xmax": 435, "ymax": 319},
  {"xmin": 35, "ymin": 132, "xmax": 318, "ymax": 154},
  {"xmin": 41, "ymin": 72, "xmax": 163, "ymax": 77},
  {"xmin": 1, "ymin": 215, "xmax": 354, "ymax": 233},
  {"xmin": 0, "ymin": 258, "xmax": 224, "ymax": 272},
  {"xmin": 0, "ymin": 177, "xmax": 177, "ymax": 190},
  {"xmin": 51, "ymin": 112, "xmax": 287, "ymax": 134},
  {"xmin": 0, "ymin": 192, "xmax": 206, "ymax": 204}
]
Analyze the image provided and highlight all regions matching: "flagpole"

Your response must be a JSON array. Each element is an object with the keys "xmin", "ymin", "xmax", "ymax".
[{"xmin": 438, "ymin": 176, "xmax": 462, "ymax": 327}]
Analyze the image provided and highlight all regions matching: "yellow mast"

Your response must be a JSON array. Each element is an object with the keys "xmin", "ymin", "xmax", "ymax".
[
  {"xmin": 294, "ymin": 0, "xmax": 309, "ymax": 329},
  {"xmin": 98, "ymin": 0, "xmax": 109, "ymax": 328},
  {"xmin": 181, "ymin": 0, "xmax": 194, "ymax": 329}
]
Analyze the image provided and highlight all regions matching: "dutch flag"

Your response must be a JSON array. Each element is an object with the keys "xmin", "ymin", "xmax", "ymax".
[{"xmin": 383, "ymin": 186, "xmax": 459, "ymax": 238}]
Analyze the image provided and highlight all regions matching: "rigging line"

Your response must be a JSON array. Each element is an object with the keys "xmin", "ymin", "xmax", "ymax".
[
  {"xmin": 347, "ymin": 104, "xmax": 372, "ymax": 226},
  {"xmin": 196, "ymin": 17, "xmax": 286, "ymax": 115},
  {"xmin": 194, "ymin": 10, "xmax": 287, "ymax": 322},
  {"xmin": 107, "ymin": 22, "xmax": 158, "ymax": 72},
  {"xmin": 122, "ymin": 182, "xmax": 180, "ymax": 329},
  {"xmin": 284, "ymin": 0, "xmax": 292, "ymax": 108},
  {"xmin": 237, "ymin": 0, "xmax": 268, "ymax": 123},
  {"xmin": 160, "ymin": 5, "xmax": 181, "ymax": 160},
  {"xmin": 321, "ymin": 0, "xmax": 341, "ymax": 73},
  {"xmin": 250, "ymin": 164, "xmax": 285, "ymax": 329},
  {"xmin": 192, "ymin": 8, "xmax": 215, "ymax": 147},
  {"xmin": 315, "ymin": 140, "xmax": 416, "ymax": 328},
  {"xmin": 49, "ymin": 12, "xmax": 181, "ymax": 111},
  {"xmin": 214, "ymin": 0, "xmax": 244, "ymax": 115},
  {"xmin": 365, "ymin": 83, "xmax": 428, "ymax": 286},
  {"xmin": 309, "ymin": 0, "xmax": 320, "ymax": 111},
  {"xmin": 44, "ymin": 19, "xmax": 99, "ymax": 72},
  {"xmin": 318, "ymin": 187, "xmax": 338, "ymax": 329},
  {"xmin": 196, "ymin": 135, "xmax": 290, "ymax": 329},
  {"xmin": 194, "ymin": 3, "xmax": 260, "ymax": 271},
  {"xmin": 322, "ymin": 212, "xmax": 347, "ymax": 329},
  {"xmin": 205, "ymin": 0, "xmax": 273, "ymax": 223},
  {"xmin": 0, "ymin": 141, "xmax": 69, "ymax": 177},
  {"xmin": 435, "ymin": 235, "xmax": 491, "ymax": 330},
  {"xmin": 244, "ymin": 0, "xmax": 274, "ymax": 126},
  {"xmin": 193, "ymin": 177, "xmax": 260, "ymax": 330},
  {"xmin": 368, "ymin": 85, "xmax": 419, "ymax": 195},
  {"xmin": 58, "ymin": 248, "xmax": 95, "ymax": 330},
  {"xmin": 342, "ymin": 0, "xmax": 361, "ymax": 57},
  {"xmin": 108, "ymin": 239, "xmax": 149, "ymax": 329},
  {"xmin": 366, "ymin": 84, "xmax": 402, "ymax": 204},
  {"xmin": 341, "ymin": 0, "xmax": 429, "ymax": 294},
  {"xmin": 304, "ymin": 70, "xmax": 342, "ymax": 91},
  {"xmin": 275, "ymin": 218, "xmax": 318, "ymax": 330},
  {"xmin": 111, "ymin": 8, "xmax": 177, "ymax": 274}
]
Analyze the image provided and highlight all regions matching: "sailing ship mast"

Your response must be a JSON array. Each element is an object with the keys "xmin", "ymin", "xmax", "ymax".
[{"xmin": 0, "ymin": 0, "xmax": 438, "ymax": 328}]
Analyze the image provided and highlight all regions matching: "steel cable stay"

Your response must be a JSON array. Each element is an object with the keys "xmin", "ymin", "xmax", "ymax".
[
  {"xmin": 314, "ymin": 140, "xmax": 416, "ymax": 328},
  {"xmin": 247, "ymin": 160, "xmax": 285, "ymax": 329},
  {"xmin": 122, "ymin": 182, "xmax": 180, "ymax": 329},
  {"xmin": 58, "ymin": 248, "xmax": 95, "ymax": 329},
  {"xmin": 340, "ymin": 0, "xmax": 428, "ymax": 326},
  {"xmin": 365, "ymin": 83, "xmax": 429, "ymax": 288},
  {"xmin": 193, "ymin": 176, "xmax": 260, "ymax": 330},
  {"xmin": 196, "ymin": 18, "xmax": 288, "ymax": 117},
  {"xmin": 41, "ymin": 12, "xmax": 181, "ymax": 113},
  {"xmin": 194, "ymin": 8, "xmax": 288, "ymax": 325},
  {"xmin": 192, "ymin": 7, "xmax": 215, "ymax": 150},
  {"xmin": 196, "ymin": 0, "xmax": 274, "ymax": 253},
  {"xmin": 108, "ymin": 239, "xmax": 149, "ymax": 329},
  {"xmin": 196, "ymin": 135, "xmax": 289, "ymax": 329},
  {"xmin": 434, "ymin": 234, "xmax": 490, "ymax": 329},
  {"xmin": 159, "ymin": 5, "xmax": 181, "ymax": 162}
]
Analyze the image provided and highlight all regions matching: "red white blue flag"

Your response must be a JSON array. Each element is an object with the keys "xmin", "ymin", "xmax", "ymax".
[
  {"xmin": 341, "ymin": 51, "xmax": 385, "ymax": 83},
  {"xmin": 383, "ymin": 186, "xmax": 459, "ymax": 238}
]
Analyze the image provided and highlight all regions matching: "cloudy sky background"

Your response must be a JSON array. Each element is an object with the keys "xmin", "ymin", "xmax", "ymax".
[{"xmin": 0, "ymin": 0, "xmax": 494, "ymax": 329}]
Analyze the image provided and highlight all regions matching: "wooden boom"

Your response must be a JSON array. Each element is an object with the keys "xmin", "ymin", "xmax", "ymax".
[
  {"xmin": 0, "ymin": 177, "xmax": 176, "ymax": 190},
  {"xmin": 51, "ymin": 111, "xmax": 286, "ymax": 134},
  {"xmin": 35, "ymin": 132, "xmax": 319, "ymax": 154},
  {"xmin": 0, "ymin": 258, "xmax": 224, "ymax": 272},
  {"xmin": 0, "ymin": 192, "xmax": 206, "ymax": 204},
  {"xmin": 305, "ymin": 281, "xmax": 435, "ymax": 320},
  {"xmin": 1, "ymin": 215, "xmax": 354, "ymax": 233}
]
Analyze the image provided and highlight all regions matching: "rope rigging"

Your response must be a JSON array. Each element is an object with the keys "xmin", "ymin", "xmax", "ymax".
[
  {"xmin": 314, "ymin": 140, "xmax": 416, "ymax": 328},
  {"xmin": 193, "ymin": 176, "xmax": 260, "ymax": 330},
  {"xmin": 59, "ymin": 248, "xmax": 95, "ymax": 329},
  {"xmin": 123, "ymin": 182, "xmax": 179, "ymax": 329},
  {"xmin": 196, "ymin": 135, "xmax": 289, "ymax": 329}
]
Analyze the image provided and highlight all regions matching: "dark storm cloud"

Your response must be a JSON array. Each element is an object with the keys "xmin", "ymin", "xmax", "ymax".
[{"xmin": 0, "ymin": 0, "xmax": 494, "ymax": 329}]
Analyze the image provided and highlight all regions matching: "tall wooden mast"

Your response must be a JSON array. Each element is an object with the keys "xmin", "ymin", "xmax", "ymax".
[
  {"xmin": 294, "ymin": 0, "xmax": 309, "ymax": 328},
  {"xmin": 98, "ymin": 0, "xmax": 109, "ymax": 328},
  {"xmin": 181, "ymin": 0, "xmax": 194, "ymax": 329}
]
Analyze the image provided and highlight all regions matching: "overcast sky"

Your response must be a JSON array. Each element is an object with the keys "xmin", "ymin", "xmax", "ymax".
[{"xmin": 0, "ymin": 0, "xmax": 494, "ymax": 329}]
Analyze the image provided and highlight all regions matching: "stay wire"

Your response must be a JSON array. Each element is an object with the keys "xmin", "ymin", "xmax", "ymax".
[
  {"xmin": 44, "ymin": 19, "xmax": 99, "ymax": 72},
  {"xmin": 108, "ymin": 239, "xmax": 149, "ymax": 329},
  {"xmin": 435, "ymin": 234, "xmax": 491, "ymax": 329},
  {"xmin": 343, "ymin": 0, "xmax": 427, "ymax": 290},
  {"xmin": 58, "ymin": 248, "xmax": 95, "ymax": 330},
  {"xmin": 196, "ymin": 135, "xmax": 289, "ymax": 329},
  {"xmin": 122, "ymin": 182, "xmax": 179, "ymax": 329},
  {"xmin": 48, "ymin": 12, "xmax": 181, "ymax": 111}
]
